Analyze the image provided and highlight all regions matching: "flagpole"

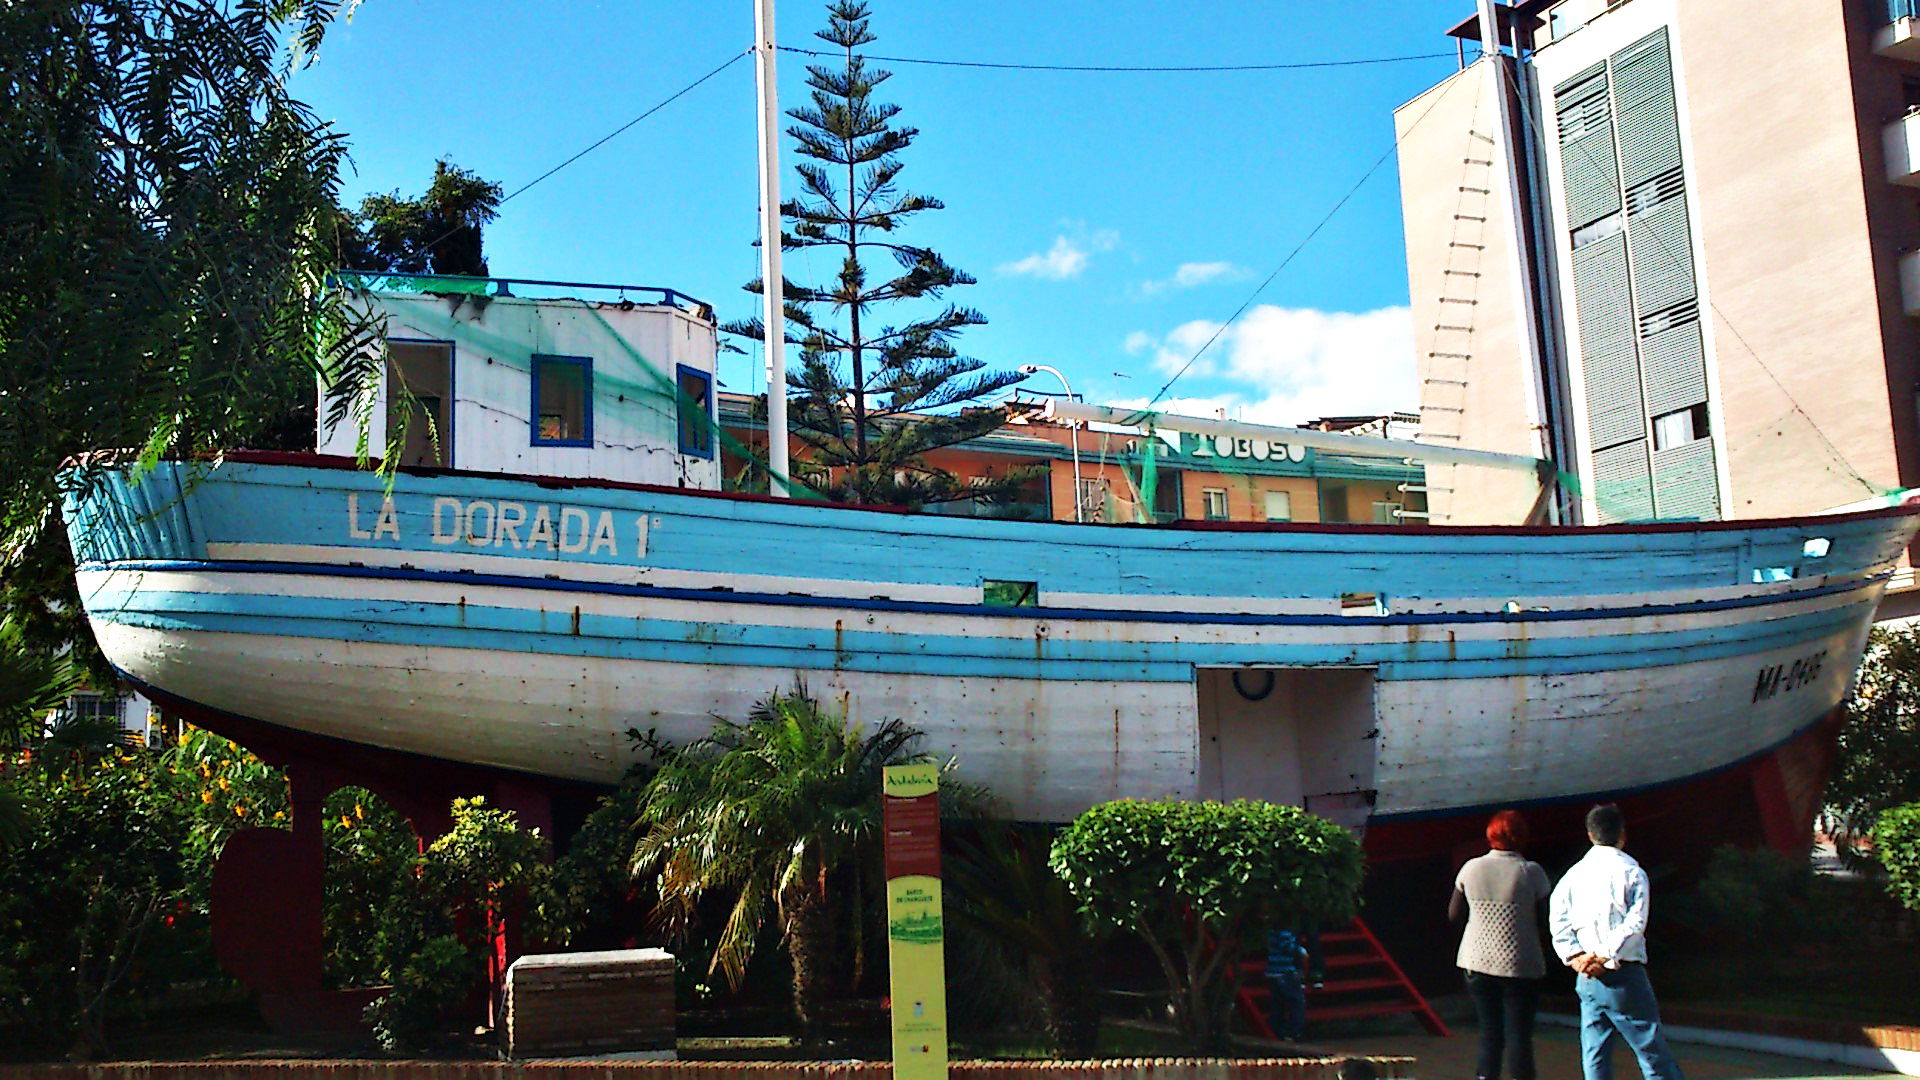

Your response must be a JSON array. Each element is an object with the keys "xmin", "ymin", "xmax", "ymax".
[{"xmin": 753, "ymin": 0, "xmax": 791, "ymax": 496}]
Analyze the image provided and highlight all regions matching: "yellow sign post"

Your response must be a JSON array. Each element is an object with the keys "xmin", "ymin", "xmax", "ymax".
[{"xmin": 883, "ymin": 763, "xmax": 948, "ymax": 1080}]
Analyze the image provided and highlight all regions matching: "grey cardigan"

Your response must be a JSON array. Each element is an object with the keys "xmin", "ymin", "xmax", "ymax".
[{"xmin": 1454, "ymin": 850, "xmax": 1552, "ymax": 978}]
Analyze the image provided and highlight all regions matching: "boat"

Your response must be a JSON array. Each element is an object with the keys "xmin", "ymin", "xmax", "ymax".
[
  {"xmin": 51, "ymin": 0, "xmax": 1920, "ymax": 1005},
  {"xmin": 65, "ymin": 434, "xmax": 1919, "ymax": 839}
]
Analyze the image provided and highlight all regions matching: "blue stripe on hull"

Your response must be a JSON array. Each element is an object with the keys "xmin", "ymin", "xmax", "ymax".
[
  {"xmin": 78, "ymin": 556, "xmax": 1887, "ymax": 627},
  {"xmin": 63, "ymin": 462, "xmax": 1919, "ymax": 604},
  {"xmin": 81, "ymin": 573, "xmax": 1878, "ymax": 682}
]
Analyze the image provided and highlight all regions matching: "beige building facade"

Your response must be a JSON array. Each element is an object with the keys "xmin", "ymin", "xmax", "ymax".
[{"xmin": 1397, "ymin": 0, "xmax": 1920, "ymax": 583}]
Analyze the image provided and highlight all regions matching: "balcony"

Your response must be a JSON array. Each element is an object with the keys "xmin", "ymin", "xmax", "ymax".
[
  {"xmin": 1901, "ymin": 251, "xmax": 1920, "ymax": 317},
  {"xmin": 1886, "ymin": 110, "xmax": 1920, "ymax": 185},
  {"xmin": 1880, "ymin": 0, "xmax": 1920, "ymax": 61}
]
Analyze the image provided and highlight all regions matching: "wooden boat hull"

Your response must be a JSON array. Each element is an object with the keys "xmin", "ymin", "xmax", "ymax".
[{"xmin": 65, "ymin": 453, "xmax": 1920, "ymax": 830}]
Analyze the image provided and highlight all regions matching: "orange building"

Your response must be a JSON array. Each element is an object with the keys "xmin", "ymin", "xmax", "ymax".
[{"xmin": 718, "ymin": 393, "xmax": 1429, "ymax": 525}]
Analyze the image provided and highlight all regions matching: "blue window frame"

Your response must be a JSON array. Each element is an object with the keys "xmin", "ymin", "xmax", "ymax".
[
  {"xmin": 676, "ymin": 364, "xmax": 715, "ymax": 458},
  {"xmin": 530, "ymin": 355, "xmax": 593, "ymax": 447}
]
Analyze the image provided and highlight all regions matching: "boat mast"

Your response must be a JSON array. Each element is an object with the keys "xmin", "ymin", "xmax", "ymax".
[
  {"xmin": 753, "ymin": 0, "xmax": 791, "ymax": 496},
  {"xmin": 1476, "ymin": 0, "xmax": 1559, "ymax": 517}
]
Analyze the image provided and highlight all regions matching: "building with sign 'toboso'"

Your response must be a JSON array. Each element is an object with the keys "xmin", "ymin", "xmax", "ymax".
[
  {"xmin": 718, "ymin": 395, "xmax": 1430, "ymax": 527},
  {"xmin": 1396, "ymin": 0, "xmax": 1920, "ymax": 615}
]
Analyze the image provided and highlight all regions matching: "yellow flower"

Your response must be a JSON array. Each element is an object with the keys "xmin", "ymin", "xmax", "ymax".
[
  {"xmin": 201, "ymin": 790, "xmax": 215, "ymax": 804},
  {"xmin": 217, "ymin": 777, "xmax": 231, "ymax": 792},
  {"xmin": 234, "ymin": 804, "xmax": 248, "ymax": 818}
]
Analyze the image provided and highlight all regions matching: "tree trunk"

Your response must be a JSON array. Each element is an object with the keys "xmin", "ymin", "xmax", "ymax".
[
  {"xmin": 1040, "ymin": 951, "xmax": 1102, "ymax": 1058},
  {"xmin": 786, "ymin": 890, "xmax": 839, "ymax": 1043}
]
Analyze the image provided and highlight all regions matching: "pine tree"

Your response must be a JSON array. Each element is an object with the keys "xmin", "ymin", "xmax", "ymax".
[
  {"xmin": 729, "ymin": 1, "xmax": 1034, "ymax": 507},
  {"xmin": 342, "ymin": 159, "xmax": 504, "ymax": 278}
]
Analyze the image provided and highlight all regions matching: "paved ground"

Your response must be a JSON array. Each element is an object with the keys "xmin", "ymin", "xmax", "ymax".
[{"xmin": 1310, "ymin": 1025, "xmax": 1881, "ymax": 1080}]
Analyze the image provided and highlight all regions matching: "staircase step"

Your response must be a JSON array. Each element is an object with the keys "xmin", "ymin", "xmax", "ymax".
[
  {"xmin": 1307, "ymin": 1001, "xmax": 1428, "ymax": 1022},
  {"xmin": 1325, "ymin": 953, "xmax": 1383, "ymax": 969},
  {"xmin": 1311, "ymin": 978, "xmax": 1404, "ymax": 995}
]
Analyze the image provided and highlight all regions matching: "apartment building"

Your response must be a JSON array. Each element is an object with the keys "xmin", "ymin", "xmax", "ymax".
[
  {"xmin": 1397, "ymin": 0, "xmax": 1920, "ymax": 589},
  {"xmin": 717, "ymin": 394, "xmax": 1427, "ymax": 526}
]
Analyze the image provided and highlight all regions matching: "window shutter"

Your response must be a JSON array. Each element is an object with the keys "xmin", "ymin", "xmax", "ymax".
[
  {"xmin": 1651, "ymin": 438, "xmax": 1720, "ymax": 520},
  {"xmin": 1611, "ymin": 29, "xmax": 1683, "ymax": 189},
  {"xmin": 1592, "ymin": 440, "xmax": 1655, "ymax": 523},
  {"xmin": 1572, "ymin": 232, "xmax": 1645, "ymax": 450},
  {"xmin": 1555, "ymin": 64, "xmax": 1621, "ymax": 228},
  {"xmin": 1639, "ymin": 301, "xmax": 1707, "ymax": 418}
]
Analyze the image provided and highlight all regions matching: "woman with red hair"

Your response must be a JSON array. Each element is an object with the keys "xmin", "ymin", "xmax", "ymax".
[{"xmin": 1450, "ymin": 809, "xmax": 1552, "ymax": 1080}]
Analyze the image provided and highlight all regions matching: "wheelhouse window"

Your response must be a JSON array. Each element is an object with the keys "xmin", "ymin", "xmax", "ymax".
[
  {"xmin": 531, "ymin": 355, "xmax": 592, "ymax": 446},
  {"xmin": 676, "ymin": 364, "xmax": 714, "ymax": 458},
  {"xmin": 387, "ymin": 340, "xmax": 454, "ymax": 467}
]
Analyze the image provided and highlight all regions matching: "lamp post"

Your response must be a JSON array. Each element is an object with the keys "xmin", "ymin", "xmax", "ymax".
[{"xmin": 1019, "ymin": 364, "xmax": 1084, "ymax": 523}]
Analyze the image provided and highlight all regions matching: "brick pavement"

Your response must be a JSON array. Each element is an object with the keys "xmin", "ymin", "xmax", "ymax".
[{"xmin": 1310, "ymin": 1025, "xmax": 1882, "ymax": 1080}]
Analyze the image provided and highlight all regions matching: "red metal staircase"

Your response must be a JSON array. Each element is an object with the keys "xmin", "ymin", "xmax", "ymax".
[{"xmin": 1236, "ymin": 917, "xmax": 1450, "ymax": 1038}]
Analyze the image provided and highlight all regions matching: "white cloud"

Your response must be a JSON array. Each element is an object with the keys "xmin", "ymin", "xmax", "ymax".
[
  {"xmin": 1001, "ymin": 237, "xmax": 1089, "ymax": 280},
  {"xmin": 1139, "ymin": 261, "xmax": 1249, "ymax": 295},
  {"xmin": 1115, "ymin": 305, "xmax": 1416, "ymax": 425},
  {"xmin": 1122, "ymin": 330, "xmax": 1156, "ymax": 355},
  {"xmin": 1000, "ymin": 227, "xmax": 1119, "ymax": 280}
]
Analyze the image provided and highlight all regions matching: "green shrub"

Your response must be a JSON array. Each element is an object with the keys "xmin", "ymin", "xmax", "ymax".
[
  {"xmin": 360, "ymin": 796, "xmax": 558, "ymax": 1052},
  {"xmin": 1049, "ymin": 799, "xmax": 1364, "ymax": 1052},
  {"xmin": 1829, "ymin": 629, "xmax": 1920, "ymax": 860},
  {"xmin": 1873, "ymin": 803, "xmax": 1920, "ymax": 914}
]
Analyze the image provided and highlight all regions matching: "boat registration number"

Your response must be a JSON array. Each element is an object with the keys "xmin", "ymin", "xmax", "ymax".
[{"xmin": 1751, "ymin": 650, "xmax": 1825, "ymax": 703}]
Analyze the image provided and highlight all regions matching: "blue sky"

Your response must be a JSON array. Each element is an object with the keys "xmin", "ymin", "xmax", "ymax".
[{"xmin": 292, "ymin": 0, "xmax": 1474, "ymax": 424}]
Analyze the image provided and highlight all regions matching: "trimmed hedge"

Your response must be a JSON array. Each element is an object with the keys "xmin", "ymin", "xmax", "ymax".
[{"xmin": 1873, "ymin": 802, "xmax": 1920, "ymax": 913}]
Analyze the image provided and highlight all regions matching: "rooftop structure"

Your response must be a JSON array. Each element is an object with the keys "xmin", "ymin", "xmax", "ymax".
[{"xmin": 316, "ymin": 274, "xmax": 722, "ymax": 490}]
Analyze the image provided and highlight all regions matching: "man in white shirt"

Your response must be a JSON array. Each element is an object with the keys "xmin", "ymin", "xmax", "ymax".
[{"xmin": 1548, "ymin": 804, "xmax": 1686, "ymax": 1080}]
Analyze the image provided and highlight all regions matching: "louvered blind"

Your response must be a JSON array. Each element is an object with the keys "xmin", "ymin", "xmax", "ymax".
[
  {"xmin": 1612, "ymin": 29, "xmax": 1684, "ymax": 188},
  {"xmin": 1638, "ymin": 302, "xmax": 1707, "ymax": 417},
  {"xmin": 1651, "ymin": 438, "xmax": 1721, "ymax": 520},
  {"xmin": 1593, "ymin": 440, "xmax": 1655, "ymax": 523},
  {"xmin": 1555, "ymin": 64, "xmax": 1621, "ymax": 228},
  {"xmin": 1627, "ymin": 190, "xmax": 1697, "ymax": 313},
  {"xmin": 1572, "ymin": 232, "xmax": 1645, "ymax": 450}
]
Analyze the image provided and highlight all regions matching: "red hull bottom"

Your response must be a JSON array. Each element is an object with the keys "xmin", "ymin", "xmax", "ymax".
[
  {"xmin": 140, "ymin": 670, "xmax": 1844, "ymax": 1014},
  {"xmin": 1358, "ymin": 712, "xmax": 1841, "ymax": 989}
]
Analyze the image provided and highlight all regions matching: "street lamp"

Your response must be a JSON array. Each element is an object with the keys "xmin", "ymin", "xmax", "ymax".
[{"xmin": 1018, "ymin": 364, "xmax": 1084, "ymax": 523}]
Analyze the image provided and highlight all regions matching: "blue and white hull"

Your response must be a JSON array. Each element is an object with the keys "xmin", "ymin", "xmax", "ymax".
[{"xmin": 65, "ymin": 453, "xmax": 1919, "ymax": 826}]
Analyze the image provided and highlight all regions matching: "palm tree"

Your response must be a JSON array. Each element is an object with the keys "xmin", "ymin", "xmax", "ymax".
[
  {"xmin": 0, "ymin": 616, "xmax": 80, "ymax": 749},
  {"xmin": 632, "ymin": 682, "xmax": 939, "ymax": 1039},
  {"xmin": 0, "ymin": 616, "xmax": 81, "ymax": 847},
  {"xmin": 948, "ymin": 823, "xmax": 1106, "ymax": 1056}
]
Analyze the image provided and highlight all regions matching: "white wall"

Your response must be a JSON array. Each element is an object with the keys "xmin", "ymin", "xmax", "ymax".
[{"xmin": 319, "ymin": 293, "xmax": 722, "ymax": 490}]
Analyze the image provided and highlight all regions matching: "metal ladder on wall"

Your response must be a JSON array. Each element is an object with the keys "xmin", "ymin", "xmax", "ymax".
[
  {"xmin": 1235, "ymin": 917, "xmax": 1451, "ymax": 1039},
  {"xmin": 1411, "ymin": 125, "xmax": 1499, "ymax": 524}
]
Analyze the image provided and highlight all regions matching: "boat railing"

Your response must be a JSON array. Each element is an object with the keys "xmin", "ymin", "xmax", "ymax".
[{"xmin": 327, "ymin": 272, "xmax": 714, "ymax": 321}]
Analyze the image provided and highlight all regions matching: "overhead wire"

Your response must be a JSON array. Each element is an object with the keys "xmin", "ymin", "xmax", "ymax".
[
  {"xmin": 388, "ymin": 48, "xmax": 752, "ymax": 269},
  {"xmin": 776, "ymin": 45, "xmax": 1456, "ymax": 74},
  {"xmin": 1144, "ymin": 67, "xmax": 1467, "ymax": 411}
]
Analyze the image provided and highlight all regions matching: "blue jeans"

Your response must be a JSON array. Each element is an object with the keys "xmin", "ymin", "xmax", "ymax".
[
  {"xmin": 1575, "ymin": 964, "xmax": 1686, "ymax": 1080},
  {"xmin": 1267, "ymin": 973, "xmax": 1306, "ymax": 1040}
]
